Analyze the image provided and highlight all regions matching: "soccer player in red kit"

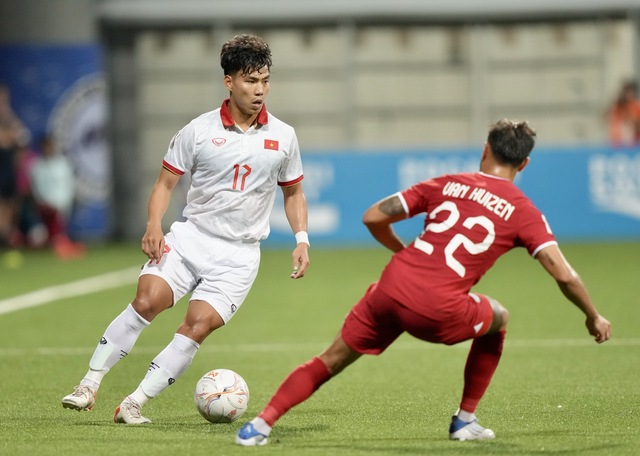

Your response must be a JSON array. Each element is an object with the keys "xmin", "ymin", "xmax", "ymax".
[{"xmin": 236, "ymin": 119, "xmax": 612, "ymax": 446}]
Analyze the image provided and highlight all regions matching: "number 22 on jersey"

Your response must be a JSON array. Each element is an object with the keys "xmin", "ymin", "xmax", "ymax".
[{"xmin": 413, "ymin": 201, "xmax": 495, "ymax": 278}]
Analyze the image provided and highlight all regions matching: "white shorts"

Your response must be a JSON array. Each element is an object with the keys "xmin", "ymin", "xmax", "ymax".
[{"xmin": 140, "ymin": 220, "xmax": 261, "ymax": 323}]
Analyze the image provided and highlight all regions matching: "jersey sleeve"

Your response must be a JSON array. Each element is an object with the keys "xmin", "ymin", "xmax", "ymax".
[
  {"xmin": 516, "ymin": 200, "xmax": 557, "ymax": 257},
  {"xmin": 399, "ymin": 178, "xmax": 442, "ymax": 217},
  {"xmin": 162, "ymin": 121, "xmax": 196, "ymax": 175},
  {"xmin": 277, "ymin": 131, "xmax": 304, "ymax": 186}
]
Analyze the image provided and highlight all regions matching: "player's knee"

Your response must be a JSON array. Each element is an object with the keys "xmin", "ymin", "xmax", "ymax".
[
  {"xmin": 178, "ymin": 322, "xmax": 211, "ymax": 344},
  {"xmin": 132, "ymin": 277, "xmax": 173, "ymax": 321},
  {"xmin": 488, "ymin": 299, "xmax": 509, "ymax": 332},
  {"xmin": 179, "ymin": 322, "xmax": 217, "ymax": 345},
  {"xmin": 495, "ymin": 305, "xmax": 509, "ymax": 330},
  {"xmin": 179, "ymin": 309, "xmax": 224, "ymax": 344},
  {"xmin": 131, "ymin": 294, "xmax": 159, "ymax": 321},
  {"xmin": 499, "ymin": 306, "xmax": 509, "ymax": 329}
]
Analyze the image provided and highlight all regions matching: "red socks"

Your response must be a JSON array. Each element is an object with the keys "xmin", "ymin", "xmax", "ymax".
[
  {"xmin": 257, "ymin": 332, "xmax": 504, "ymax": 426},
  {"xmin": 259, "ymin": 357, "xmax": 331, "ymax": 426},
  {"xmin": 459, "ymin": 330, "xmax": 505, "ymax": 413}
]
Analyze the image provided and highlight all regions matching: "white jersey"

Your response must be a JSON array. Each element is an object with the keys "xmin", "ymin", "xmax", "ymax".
[{"xmin": 162, "ymin": 99, "xmax": 303, "ymax": 242}]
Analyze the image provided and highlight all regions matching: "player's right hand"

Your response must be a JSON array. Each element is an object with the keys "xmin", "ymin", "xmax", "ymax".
[
  {"xmin": 586, "ymin": 314, "xmax": 612, "ymax": 344},
  {"xmin": 141, "ymin": 226, "xmax": 166, "ymax": 263}
]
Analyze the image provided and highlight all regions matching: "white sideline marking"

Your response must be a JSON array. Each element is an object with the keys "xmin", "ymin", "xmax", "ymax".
[
  {"xmin": 0, "ymin": 266, "xmax": 140, "ymax": 316},
  {"xmin": 0, "ymin": 338, "xmax": 637, "ymax": 357}
]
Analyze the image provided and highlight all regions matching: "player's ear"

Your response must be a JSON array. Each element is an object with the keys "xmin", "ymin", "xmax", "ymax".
[
  {"xmin": 224, "ymin": 74, "xmax": 233, "ymax": 92},
  {"xmin": 517, "ymin": 157, "xmax": 531, "ymax": 172},
  {"xmin": 481, "ymin": 143, "xmax": 490, "ymax": 162}
]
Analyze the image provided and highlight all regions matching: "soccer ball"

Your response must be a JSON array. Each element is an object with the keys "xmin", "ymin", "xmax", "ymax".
[{"xmin": 194, "ymin": 369, "xmax": 250, "ymax": 423}]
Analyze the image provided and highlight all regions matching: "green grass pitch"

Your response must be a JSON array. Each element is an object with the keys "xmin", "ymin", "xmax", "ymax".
[{"xmin": 0, "ymin": 241, "xmax": 638, "ymax": 455}]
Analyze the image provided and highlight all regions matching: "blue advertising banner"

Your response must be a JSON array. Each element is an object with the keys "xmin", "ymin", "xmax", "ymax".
[
  {"xmin": 267, "ymin": 146, "xmax": 640, "ymax": 248},
  {"xmin": 0, "ymin": 44, "xmax": 110, "ymax": 240}
]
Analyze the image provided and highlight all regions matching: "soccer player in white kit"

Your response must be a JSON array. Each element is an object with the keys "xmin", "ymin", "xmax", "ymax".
[{"xmin": 61, "ymin": 34, "xmax": 311, "ymax": 424}]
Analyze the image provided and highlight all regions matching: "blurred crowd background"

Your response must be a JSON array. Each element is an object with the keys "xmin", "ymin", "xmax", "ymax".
[{"xmin": 1, "ymin": 0, "xmax": 639, "ymax": 257}]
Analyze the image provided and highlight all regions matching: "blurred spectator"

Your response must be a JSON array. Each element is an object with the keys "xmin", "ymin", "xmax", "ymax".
[
  {"xmin": 14, "ymin": 144, "xmax": 48, "ymax": 248},
  {"xmin": 0, "ymin": 137, "xmax": 17, "ymax": 248},
  {"xmin": 607, "ymin": 80, "xmax": 640, "ymax": 147},
  {"xmin": 30, "ymin": 135, "xmax": 85, "ymax": 259},
  {"xmin": 0, "ymin": 82, "xmax": 31, "ymax": 248}
]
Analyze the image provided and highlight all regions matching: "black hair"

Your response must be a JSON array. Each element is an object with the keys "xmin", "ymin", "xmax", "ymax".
[
  {"xmin": 487, "ymin": 119, "xmax": 536, "ymax": 166},
  {"xmin": 220, "ymin": 34, "xmax": 272, "ymax": 76}
]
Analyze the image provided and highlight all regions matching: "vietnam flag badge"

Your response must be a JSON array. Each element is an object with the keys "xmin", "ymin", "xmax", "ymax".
[{"xmin": 264, "ymin": 139, "xmax": 279, "ymax": 150}]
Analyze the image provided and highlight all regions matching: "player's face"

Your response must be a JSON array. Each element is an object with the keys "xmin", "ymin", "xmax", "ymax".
[{"xmin": 225, "ymin": 66, "xmax": 270, "ymax": 117}]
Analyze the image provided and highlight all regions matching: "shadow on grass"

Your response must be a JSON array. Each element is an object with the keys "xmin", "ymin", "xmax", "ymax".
[{"xmin": 266, "ymin": 430, "xmax": 628, "ymax": 456}]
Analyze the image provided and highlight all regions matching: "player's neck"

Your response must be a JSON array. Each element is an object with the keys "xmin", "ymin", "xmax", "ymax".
[
  {"xmin": 234, "ymin": 115, "xmax": 258, "ymax": 132},
  {"xmin": 227, "ymin": 102, "xmax": 259, "ymax": 132},
  {"xmin": 479, "ymin": 164, "xmax": 518, "ymax": 182}
]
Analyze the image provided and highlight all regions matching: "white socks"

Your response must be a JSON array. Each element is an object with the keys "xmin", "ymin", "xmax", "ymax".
[
  {"xmin": 138, "ymin": 333, "xmax": 200, "ymax": 398},
  {"xmin": 456, "ymin": 408, "xmax": 477, "ymax": 423},
  {"xmin": 81, "ymin": 304, "xmax": 150, "ymax": 390},
  {"xmin": 77, "ymin": 305, "xmax": 200, "ymax": 408},
  {"xmin": 251, "ymin": 417, "xmax": 272, "ymax": 436}
]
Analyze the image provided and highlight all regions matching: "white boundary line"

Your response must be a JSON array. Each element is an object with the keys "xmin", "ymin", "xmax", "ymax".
[
  {"xmin": 1, "ymin": 267, "xmax": 636, "ymax": 354},
  {"xmin": 0, "ymin": 266, "xmax": 141, "ymax": 316},
  {"xmin": 0, "ymin": 338, "xmax": 637, "ymax": 357}
]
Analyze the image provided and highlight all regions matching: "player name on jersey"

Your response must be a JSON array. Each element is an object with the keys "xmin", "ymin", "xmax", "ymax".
[{"xmin": 442, "ymin": 181, "xmax": 515, "ymax": 221}]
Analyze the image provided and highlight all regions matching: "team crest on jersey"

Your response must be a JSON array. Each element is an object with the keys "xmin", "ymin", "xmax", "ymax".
[{"xmin": 212, "ymin": 137, "xmax": 226, "ymax": 146}]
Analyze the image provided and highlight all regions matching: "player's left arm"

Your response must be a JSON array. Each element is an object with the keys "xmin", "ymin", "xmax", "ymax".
[
  {"xmin": 535, "ymin": 244, "xmax": 612, "ymax": 343},
  {"xmin": 282, "ymin": 182, "xmax": 309, "ymax": 279}
]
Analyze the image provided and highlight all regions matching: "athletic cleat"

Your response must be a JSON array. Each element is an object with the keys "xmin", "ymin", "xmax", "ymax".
[
  {"xmin": 235, "ymin": 422, "xmax": 268, "ymax": 446},
  {"xmin": 114, "ymin": 397, "xmax": 151, "ymax": 424},
  {"xmin": 61, "ymin": 385, "xmax": 96, "ymax": 411},
  {"xmin": 449, "ymin": 415, "xmax": 495, "ymax": 441}
]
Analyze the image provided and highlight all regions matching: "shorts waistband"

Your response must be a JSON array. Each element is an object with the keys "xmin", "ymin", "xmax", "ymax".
[{"xmin": 181, "ymin": 220, "xmax": 261, "ymax": 246}]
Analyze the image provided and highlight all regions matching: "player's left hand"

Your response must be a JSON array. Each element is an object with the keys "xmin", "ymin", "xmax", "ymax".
[{"xmin": 290, "ymin": 243, "xmax": 310, "ymax": 279}]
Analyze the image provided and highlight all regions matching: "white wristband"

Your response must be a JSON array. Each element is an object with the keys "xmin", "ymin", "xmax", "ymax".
[{"xmin": 295, "ymin": 231, "xmax": 310, "ymax": 246}]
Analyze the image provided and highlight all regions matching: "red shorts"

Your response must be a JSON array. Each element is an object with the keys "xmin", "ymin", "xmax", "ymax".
[{"xmin": 341, "ymin": 282, "xmax": 494, "ymax": 355}]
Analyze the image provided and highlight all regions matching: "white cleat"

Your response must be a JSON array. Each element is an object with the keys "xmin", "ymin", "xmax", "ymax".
[
  {"xmin": 61, "ymin": 385, "xmax": 96, "ymax": 411},
  {"xmin": 114, "ymin": 397, "xmax": 151, "ymax": 424},
  {"xmin": 449, "ymin": 415, "xmax": 495, "ymax": 441}
]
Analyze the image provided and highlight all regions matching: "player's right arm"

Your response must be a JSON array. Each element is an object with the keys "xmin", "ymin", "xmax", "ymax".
[
  {"xmin": 535, "ymin": 244, "xmax": 611, "ymax": 344},
  {"xmin": 141, "ymin": 166, "xmax": 181, "ymax": 262},
  {"xmin": 362, "ymin": 194, "xmax": 408, "ymax": 253}
]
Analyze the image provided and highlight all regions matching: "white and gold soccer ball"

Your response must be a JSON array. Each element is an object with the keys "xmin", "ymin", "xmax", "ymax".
[{"xmin": 194, "ymin": 369, "xmax": 250, "ymax": 423}]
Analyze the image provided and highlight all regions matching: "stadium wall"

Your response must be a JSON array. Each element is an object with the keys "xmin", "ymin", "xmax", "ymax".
[
  {"xmin": 2, "ymin": 0, "xmax": 640, "ymax": 244},
  {"xmin": 265, "ymin": 146, "xmax": 640, "ymax": 248}
]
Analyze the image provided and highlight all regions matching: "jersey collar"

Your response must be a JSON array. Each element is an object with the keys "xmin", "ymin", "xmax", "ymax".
[
  {"xmin": 479, "ymin": 171, "xmax": 509, "ymax": 181},
  {"xmin": 220, "ymin": 98, "xmax": 269, "ymax": 128}
]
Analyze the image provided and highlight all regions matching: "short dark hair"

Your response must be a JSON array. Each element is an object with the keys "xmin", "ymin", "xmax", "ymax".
[
  {"xmin": 487, "ymin": 119, "xmax": 536, "ymax": 166},
  {"xmin": 220, "ymin": 34, "xmax": 272, "ymax": 76}
]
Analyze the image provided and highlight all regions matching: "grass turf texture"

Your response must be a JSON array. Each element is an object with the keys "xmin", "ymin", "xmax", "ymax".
[{"xmin": 0, "ymin": 242, "xmax": 638, "ymax": 455}]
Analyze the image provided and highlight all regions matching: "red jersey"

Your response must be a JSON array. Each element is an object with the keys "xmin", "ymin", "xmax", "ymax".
[{"xmin": 377, "ymin": 172, "xmax": 556, "ymax": 317}]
